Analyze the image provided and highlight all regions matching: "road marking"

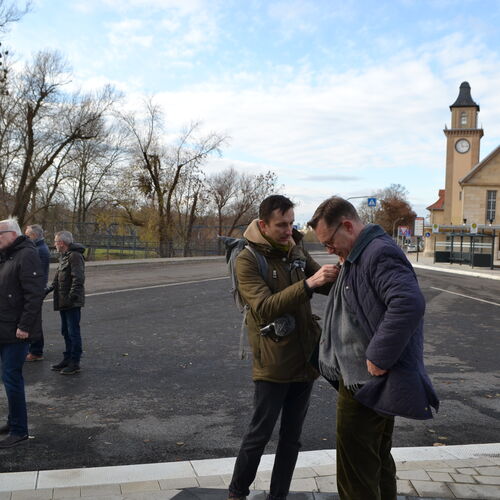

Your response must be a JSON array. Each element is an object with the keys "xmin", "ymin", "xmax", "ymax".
[
  {"xmin": 44, "ymin": 276, "xmax": 229, "ymax": 302},
  {"xmin": 431, "ymin": 287, "xmax": 500, "ymax": 307}
]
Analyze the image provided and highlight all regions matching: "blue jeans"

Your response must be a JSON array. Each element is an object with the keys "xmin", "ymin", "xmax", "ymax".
[
  {"xmin": 60, "ymin": 308, "xmax": 82, "ymax": 363},
  {"xmin": 229, "ymin": 381, "xmax": 314, "ymax": 500},
  {"xmin": 0, "ymin": 342, "xmax": 29, "ymax": 436}
]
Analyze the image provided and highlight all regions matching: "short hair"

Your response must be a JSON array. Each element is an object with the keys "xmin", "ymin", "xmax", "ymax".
[
  {"xmin": 308, "ymin": 196, "xmax": 361, "ymax": 229},
  {"xmin": 0, "ymin": 217, "xmax": 22, "ymax": 236},
  {"xmin": 27, "ymin": 224, "xmax": 44, "ymax": 238},
  {"xmin": 55, "ymin": 230, "xmax": 73, "ymax": 245},
  {"xmin": 259, "ymin": 195, "xmax": 295, "ymax": 223}
]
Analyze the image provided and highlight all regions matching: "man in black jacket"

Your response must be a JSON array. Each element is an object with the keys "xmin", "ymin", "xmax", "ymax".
[
  {"xmin": 47, "ymin": 231, "xmax": 85, "ymax": 375},
  {"xmin": 25, "ymin": 224, "xmax": 50, "ymax": 362},
  {"xmin": 0, "ymin": 218, "xmax": 44, "ymax": 448}
]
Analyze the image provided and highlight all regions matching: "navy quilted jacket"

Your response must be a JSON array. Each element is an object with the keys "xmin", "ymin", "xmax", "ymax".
[{"xmin": 343, "ymin": 224, "xmax": 439, "ymax": 419}]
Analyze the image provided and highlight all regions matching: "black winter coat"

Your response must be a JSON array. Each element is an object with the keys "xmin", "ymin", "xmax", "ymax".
[
  {"xmin": 51, "ymin": 243, "xmax": 86, "ymax": 311},
  {"xmin": 34, "ymin": 238, "xmax": 50, "ymax": 285},
  {"xmin": 0, "ymin": 236, "xmax": 44, "ymax": 344}
]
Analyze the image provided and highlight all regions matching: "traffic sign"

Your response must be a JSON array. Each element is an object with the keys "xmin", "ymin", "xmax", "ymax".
[
  {"xmin": 470, "ymin": 222, "xmax": 478, "ymax": 234},
  {"xmin": 425, "ymin": 232, "xmax": 431, "ymax": 238},
  {"xmin": 367, "ymin": 197, "xmax": 377, "ymax": 207},
  {"xmin": 432, "ymin": 223, "xmax": 439, "ymax": 233}
]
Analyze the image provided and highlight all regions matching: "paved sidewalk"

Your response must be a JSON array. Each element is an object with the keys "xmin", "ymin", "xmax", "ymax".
[{"xmin": 1, "ymin": 444, "xmax": 499, "ymax": 499}]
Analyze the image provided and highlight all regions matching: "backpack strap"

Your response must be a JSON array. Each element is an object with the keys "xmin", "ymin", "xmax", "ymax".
[{"xmin": 238, "ymin": 245, "xmax": 269, "ymax": 360}]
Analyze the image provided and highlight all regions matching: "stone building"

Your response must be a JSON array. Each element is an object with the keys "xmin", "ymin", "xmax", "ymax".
[{"xmin": 426, "ymin": 82, "xmax": 499, "ymax": 265}]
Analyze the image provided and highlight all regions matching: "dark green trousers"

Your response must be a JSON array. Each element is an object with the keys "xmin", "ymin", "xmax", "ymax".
[{"xmin": 336, "ymin": 380, "xmax": 397, "ymax": 500}]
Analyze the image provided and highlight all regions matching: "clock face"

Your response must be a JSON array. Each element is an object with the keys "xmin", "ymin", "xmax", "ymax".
[{"xmin": 455, "ymin": 138, "xmax": 470, "ymax": 154}]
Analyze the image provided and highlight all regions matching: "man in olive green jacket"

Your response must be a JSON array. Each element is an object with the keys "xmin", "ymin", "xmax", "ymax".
[{"xmin": 228, "ymin": 195, "xmax": 338, "ymax": 500}]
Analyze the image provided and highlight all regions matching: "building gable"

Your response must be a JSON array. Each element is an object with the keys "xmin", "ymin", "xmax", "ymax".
[{"xmin": 460, "ymin": 146, "xmax": 500, "ymax": 186}]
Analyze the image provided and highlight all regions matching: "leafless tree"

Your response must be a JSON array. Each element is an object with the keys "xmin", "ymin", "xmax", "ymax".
[
  {"xmin": 2, "ymin": 50, "xmax": 119, "ymax": 225},
  {"xmin": 207, "ymin": 167, "xmax": 279, "ymax": 247},
  {"xmin": 0, "ymin": 0, "xmax": 31, "ymax": 31},
  {"xmin": 119, "ymin": 99, "xmax": 228, "ymax": 257}
]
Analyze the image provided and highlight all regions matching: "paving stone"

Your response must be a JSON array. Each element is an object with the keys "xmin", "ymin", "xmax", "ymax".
[
  {"xmin": 312, "ymin": 465, "xmax": 335, "ymax": 477},
  {"xmin": 396, "ymin": 479, "xmax": 417, "ymax": 496},
  {"xmin": 410, "ymin": 480, "xmax": 454, "ymax": 498},
  {"xmin": 475, "ymin": 474, "xmax": 500, "ymax": 485},
  {"xmin": 168, "ymin": 488, "xmax": 229, "ymax": 499},
  {"xmin": 427, "ymin": 471, "xmax": 453, "ymax": 482},
  {"xmin": 81, "ymin": 484, "xmax": 122, "ymax": 497},
  {"xmin": 396, "ymin": 469, "xmax": 430, "ymax": 481},
  {"xmin": 220, "ymin": 474, "xmax": 232, "ymax": 486},
  {"xmin": 0, "ymin": 493, "xmax": 10, "ymax": 500},
  {"xmin": 285, "ymin": 493, "xmax": 315, "ymax": 499},
  {"xmin": 11, "ymin": 490, "xmax": 53, "ymax": 500},
  {"xmin": 313, "ymin": 493, "xmax": 340, "ymax": 500},
  {"xmin": 52, "ymin": 486, "xmax": 81, "ymax": 499},
  {"xmin": 247, "ymin": 493, "xmax": 267, "ymax": 500},
  {"xmin": 448, "ymin": 482, "xmax": 500, "ymax": 499},
  {"xmin": 289, "ymin": 478, "xmax": 318, "ymax": 492},
  {"xmin": 292, "ymin": 468, "xmax": 316, "ymax": 479},
  {"xmin": 196, "ymin": 476, "xmax": 225, "ymax": 488},
  {"xmin": 450, "ymin": 473, "xmax": 477, "ymax": 484},
  {"xmin": 158, "ymin": 478, "xmax": 199, "ymax": 490},
  {"xmin": 120, "ymin": 480, "xmax": 160, "ymax": 494},
  {"xmin": 125, "ymin": 491, "xmax": 180, "ymax": 500},
  {"xmin": 475, "ymin": 466, "xmax": 500, "ymax": 476},
  {"xmin": 445, "ymin": 458, "xmax": 495, "ymax": 468},
  {"xmin": 315, "ymin": 475, "xmax": 337, "ymax": 493},
  {"xmin": 456, "ymin": 467, "xmax": 477, "ymax": 475}
]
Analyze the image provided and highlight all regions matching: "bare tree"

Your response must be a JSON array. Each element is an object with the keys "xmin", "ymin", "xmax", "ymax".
[
  {"xmin": 4, "ymin": 50, "xmax": 119, "ymax": 225},
  {"xmin": 0, "ymin": 0, "xmax": 31, "ymax": 31},
  {"xmin": 206, "ymin": 168, "xmax": 279, "ymax": 246},
  {"xmin": 119, "ymin": 99, "xmax": 228, "ymax": 257}
]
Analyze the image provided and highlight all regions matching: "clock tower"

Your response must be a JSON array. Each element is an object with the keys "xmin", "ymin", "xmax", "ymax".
[{"xmin": 443, "ymin": 82, "xmax": 483, "ymax": 224}]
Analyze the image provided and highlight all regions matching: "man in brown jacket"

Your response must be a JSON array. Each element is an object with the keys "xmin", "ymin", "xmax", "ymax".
[{"xmin": 228, "ymin": 195, "xmax": 338, "ymax": 500}]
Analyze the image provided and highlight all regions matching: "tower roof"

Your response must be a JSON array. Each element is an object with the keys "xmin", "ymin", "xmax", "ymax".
[{"xmin": 450, "ymin": 81, "xmax": 480, "ymax": 110}]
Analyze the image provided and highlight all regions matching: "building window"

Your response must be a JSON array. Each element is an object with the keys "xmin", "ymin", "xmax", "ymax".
[
  {"xmin": 460, "ymin": 111, "xmax": 467, "ymax": 127},
  {"xmin": 486, "ymin": 190, "xmax": 496, "ymax": 222}
]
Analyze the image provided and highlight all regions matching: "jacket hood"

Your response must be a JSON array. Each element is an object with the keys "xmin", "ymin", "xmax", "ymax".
[
  {"xmin": 67, "ymin": 242, "xmax": 86, "ymax": 254},
  {"xmin": 243, "ymin": 219, "xmax": 302, "ymax": 254},
  {"xmin": 347, "ymin": 224, "xmax": 386, "ymax": 263}
]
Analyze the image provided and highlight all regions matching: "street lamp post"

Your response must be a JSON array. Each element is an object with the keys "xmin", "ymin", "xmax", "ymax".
[{"xmin": 392, "ymin": 217, "xmax": 404, "ymax": 239}]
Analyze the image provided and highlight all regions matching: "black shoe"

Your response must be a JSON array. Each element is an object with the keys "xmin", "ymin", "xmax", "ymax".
[
  {"xmin": 0, "ymin": 434, "xmax": 28, "ymax": 448},
  {"xmin": 0, "ymin": 424, "xmax": 9, "ymax": 435},
  {"xmin": 51, "ymin": 359, "xmax": 69, "ymax": 371},
  {"xmin": 60, "ymin": 361, "xmax": 80, "ymax": 375}
]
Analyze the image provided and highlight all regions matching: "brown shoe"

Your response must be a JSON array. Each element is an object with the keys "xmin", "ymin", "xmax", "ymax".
[{"xmin": 26, "ymin": 353, "xmax": 44, "ymax": 362}]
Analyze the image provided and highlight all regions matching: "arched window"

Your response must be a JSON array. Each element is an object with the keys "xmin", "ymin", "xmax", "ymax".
[{"xmin": 460, "ymin": 111, "xmax": 467, "ymax": 126}]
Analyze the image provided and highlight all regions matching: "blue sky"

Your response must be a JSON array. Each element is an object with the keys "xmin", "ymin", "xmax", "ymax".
[{"xmin": 6, "ymin": 0, "xmax": 500, "ymax": 222}]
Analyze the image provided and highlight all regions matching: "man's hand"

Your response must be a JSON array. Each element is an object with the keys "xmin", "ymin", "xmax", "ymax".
[
  {"xmin": 16, "ymin": 328, "xmax": 29, "ymax": 340},
  {"xmin": 367, "ymin": 359, "xmax": 387, "ymax": 376},
  {"xmin": 306, "ymin": 264, "xmax": 340, "ymax": 289}
]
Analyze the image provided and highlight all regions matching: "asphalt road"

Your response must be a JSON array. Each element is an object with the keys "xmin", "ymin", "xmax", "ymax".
[{"xmin": 1, "ymin": 257, "xmax": 499, "ymax": 473}]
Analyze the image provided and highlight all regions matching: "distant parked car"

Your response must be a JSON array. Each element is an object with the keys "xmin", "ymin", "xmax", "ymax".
[{"xmin": 406, "ymin": 243, "xmax": 418, "ymax": 252}]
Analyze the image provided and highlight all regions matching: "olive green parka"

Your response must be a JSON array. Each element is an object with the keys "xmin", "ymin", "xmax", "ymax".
[{"xmin": 236, "ymin": 220, "xmax": 324, "ymax": 383}]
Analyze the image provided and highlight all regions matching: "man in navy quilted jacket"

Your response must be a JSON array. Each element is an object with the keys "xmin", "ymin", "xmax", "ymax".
[{"xmin": 308, "ymin": 196, "xmax": 438, "ymax": 500}]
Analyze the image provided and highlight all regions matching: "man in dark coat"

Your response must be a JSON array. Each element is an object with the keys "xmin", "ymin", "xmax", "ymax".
[
  {"xmin": 308, "ymin": 197, "xmax": 438, "ymax": 500},
  {"xmin": 0, "ymin": 218, "xmax": 44, "ymax": 448},
  {"xmin": 25, "ymin": 224, "xmax": 50, "ymax": 362},
  {"xmin": 46, "ymin": 231, "xmax": 85, "ymax": 375}
]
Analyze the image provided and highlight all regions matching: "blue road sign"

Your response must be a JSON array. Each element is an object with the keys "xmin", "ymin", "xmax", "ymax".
[
  {"xmin": 367, "ymin": 197, "xmax": 377, "ymax": 207},
  {"xmin": 425, "ymin": 232, "xmax": 431, "ymax": 237}
]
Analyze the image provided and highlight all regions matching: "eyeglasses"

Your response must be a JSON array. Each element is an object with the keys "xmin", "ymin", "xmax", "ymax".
[{"xmin": 322, "ymin": 221, "xmax": 344, "ymax": 250}]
